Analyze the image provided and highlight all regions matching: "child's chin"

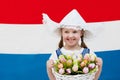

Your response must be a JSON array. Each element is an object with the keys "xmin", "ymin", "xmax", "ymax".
[{"xmin": 68, "ymin": 44, "xmax": 76, "ymax": 47}]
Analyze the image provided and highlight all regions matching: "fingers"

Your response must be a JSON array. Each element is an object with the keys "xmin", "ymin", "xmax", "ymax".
[
  {"xmin": 47, "ymin": 59, "xmax": 54, "ymax": 69},
  {"xmin": 96, "ymin": 57, "xmax": 103, "ymax": 67}
]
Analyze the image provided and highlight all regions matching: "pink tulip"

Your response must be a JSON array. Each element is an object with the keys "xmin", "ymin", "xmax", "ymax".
[
  {"xmin": 77, "ymin": 57, "xmax": 82, "ymax": 62},
  {"xmin": 84, "ymin": 54, "xmax": 90, "ymax": 61},
  {"xmin": 90, "ymin": 54, "xmax": 96, "ymax": 61},
  {"xmin": 59, "ymin": 57, "xmax": 66, "ymax": 63},
  {"xmin": 72, "ymin": 65, "xmax": 78, "ymax": 72},
  {"xmin": 66, "ymin": 68, "xmax": 71, "ymax": 74},
  {"xmin": 88, "ymin": 63, "xmax": 95, "ymax": 69},
  {"xmin": 83, "ymin": 67, "xmax": 89, "ymax": 74},
  {"xmin": 59, "ymin": 68, "xmax": 65, "ymax": 74}
]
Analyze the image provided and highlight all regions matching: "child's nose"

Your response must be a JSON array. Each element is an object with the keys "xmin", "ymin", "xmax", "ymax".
[{"xmin": 69, "ymin": 33, "xmax": 73, "ymax": 37}]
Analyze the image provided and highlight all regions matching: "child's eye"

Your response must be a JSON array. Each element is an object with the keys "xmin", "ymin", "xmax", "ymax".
[
  {"xmin": 64, "ymin": 31, "xmax": 69, "ymax": 33},
  {"xmin": 73, "ymin": 31, "xmax": 77, "ymax": 33}
]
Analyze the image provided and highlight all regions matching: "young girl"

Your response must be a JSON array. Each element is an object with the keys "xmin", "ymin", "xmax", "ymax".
[{"xmin": 44, "ymin": 9, "xmax": 103, "ymax": 80}]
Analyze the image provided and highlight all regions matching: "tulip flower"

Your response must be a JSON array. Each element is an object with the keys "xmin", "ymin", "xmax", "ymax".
[
  {"xmin": 66, "ymin": 68, "xmax": 71, "ymax": 74},
  {"xmin": 66, "ymin": 54, "xmax": 72, "ymax": 60},
  {"xmin": 59, "ymin": 68, "xmax": 65, "ymax": 74},
  {"xmin": 84, "ymin": 53, "xmax": 90, "ymax": 61},
  {"xmin": 80, "ymin": 60, "xmax": 87, "ymax": 67},
  {"xmin": 88, "ymin": 63, "xmax": 95, "ymax": 69},
  {"xmin": 66, "ymin": 59, "xmax": 72, "ymax": 67},
  {"xmin": 72, "ymin": 64, "xmax": 78, "ymax": 72},
  {"xmin": 59, "ymin": 55, "xmax": 65, "ymax": 59},
  {"xmin": 54, "ymin": 53, "xmax": 98, "ymax": 75},
  {"xmin": 73, "ymin": 59, "xmax": 78, "ymax": 65},
  {"xmin": 90, "ymin": 54, "xmax": 96, "ymax": 62},
  {"xmin": 80, "ymin": 61, "xmax": 85, "ymax": 67},
  {"xmin": 83, "ymin": 67, "xmax": 89, "ymax": 74},
  {"xmin": 58, "ymin": 63, "xmax": 63, "ymax": 69},
  {"xmin": 77, "ymin": 54, "xmax": 82, "ymax": 62},
  {"xmin": 59, "ymin": 57, "xmax": 66, "ymax": 63}
]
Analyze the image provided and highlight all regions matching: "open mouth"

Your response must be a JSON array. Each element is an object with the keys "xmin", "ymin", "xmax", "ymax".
[{"xmin": 67, "ymin": 38, "xmax": 76, "ymax": 43}]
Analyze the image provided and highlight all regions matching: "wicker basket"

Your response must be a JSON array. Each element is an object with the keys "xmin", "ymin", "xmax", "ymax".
[{"xmin": 53, "ymin": 69, "xmax": 97, "ymax": 80}]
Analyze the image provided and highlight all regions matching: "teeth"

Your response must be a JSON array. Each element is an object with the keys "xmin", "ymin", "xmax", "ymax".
[
  {"xmin": 67, "ymin": 38, "xmax": 75, "ymax": 42},
  {"xmin": 69, "ymin": 39, "xmax": 74, "ymax": 41},
  {"xmin": 69, "ymin": 39, "xmax": 74, "ymax": 40}
]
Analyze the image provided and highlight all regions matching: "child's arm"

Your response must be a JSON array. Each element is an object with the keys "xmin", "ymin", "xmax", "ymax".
[
  {"xmin": 47, "ymin": 59, "xmax": 56, "ymax": 80},
  {"xmin": 94, "ymin": 57, "xmax": 103, "ymax": 80},
  {"xmin": 89, "ymin": 49, "xmax": 103, "ymax": 80}
]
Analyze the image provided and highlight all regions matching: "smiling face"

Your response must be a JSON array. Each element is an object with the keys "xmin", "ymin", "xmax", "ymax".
[{"xmin": 61, "ymin": 27, "xmax": 82, "ymax": 48}]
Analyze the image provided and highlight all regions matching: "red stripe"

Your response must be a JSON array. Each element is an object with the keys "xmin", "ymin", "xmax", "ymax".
[{"xmin": 0, "ymin": 0, "xmax": 120, "ymax": 24}]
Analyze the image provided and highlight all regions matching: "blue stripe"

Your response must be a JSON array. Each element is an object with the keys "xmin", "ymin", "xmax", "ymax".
[
  {"xmin": 0, "ymin": 54, "xmax": 50, "ymax": 80},
  {"xmin": 0, "ymin": 50, "xmax": 120, "ymax": 80},
  {"xmin": 96, "ymin": 50, "xmax": 120, "ymax": 80}
]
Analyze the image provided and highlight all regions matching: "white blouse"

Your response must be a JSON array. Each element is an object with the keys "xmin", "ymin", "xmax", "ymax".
[{"xmin": 49, "ymin": 47, "xmax": 95, "ymax": 61}]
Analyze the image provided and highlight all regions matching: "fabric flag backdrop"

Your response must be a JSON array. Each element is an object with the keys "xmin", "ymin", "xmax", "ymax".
[{"xmin": 0, "ymin": 0, "xmax": 120, "ymax": 80}]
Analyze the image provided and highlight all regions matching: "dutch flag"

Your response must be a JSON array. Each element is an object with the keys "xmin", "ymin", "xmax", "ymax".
[{"xmin": 0, "ymin": 0, "xmax": 120, "ymax": 80}]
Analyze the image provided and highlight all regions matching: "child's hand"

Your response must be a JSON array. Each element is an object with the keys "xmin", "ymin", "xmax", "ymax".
[
  {"xmin": 94, "ymin": 57, "xmax": 103, "ymax": 80},
  {"xmin": 96, "ymin": 57, "xmax": 103, "ymax": 67},
  {"xmin": 47, "ymin": 59, "xmax": 54, "ymax": 69}
]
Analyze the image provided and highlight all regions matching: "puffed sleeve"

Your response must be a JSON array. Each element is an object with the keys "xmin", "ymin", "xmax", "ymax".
[
  {"xmin": 49, "ymin": 51, "xmax": 58, "ymax": 61},
  {"xmin": 89, "ymin": 49, "xmax": 97, "ymax": 57}
]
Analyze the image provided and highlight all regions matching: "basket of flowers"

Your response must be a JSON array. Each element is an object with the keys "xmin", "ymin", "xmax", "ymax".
[{"xmin": 53, "ymin": 53, "xmax": 98, "ymax": 80}]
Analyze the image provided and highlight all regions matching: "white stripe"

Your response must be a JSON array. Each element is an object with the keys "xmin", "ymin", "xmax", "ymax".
[
  {"xmin": 86, "ymin": 20, "xmax": 120, "ymax": 52},
  {"xmin": 0, "ymin": 20, "xmax": 120, "ymax": 54}
]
